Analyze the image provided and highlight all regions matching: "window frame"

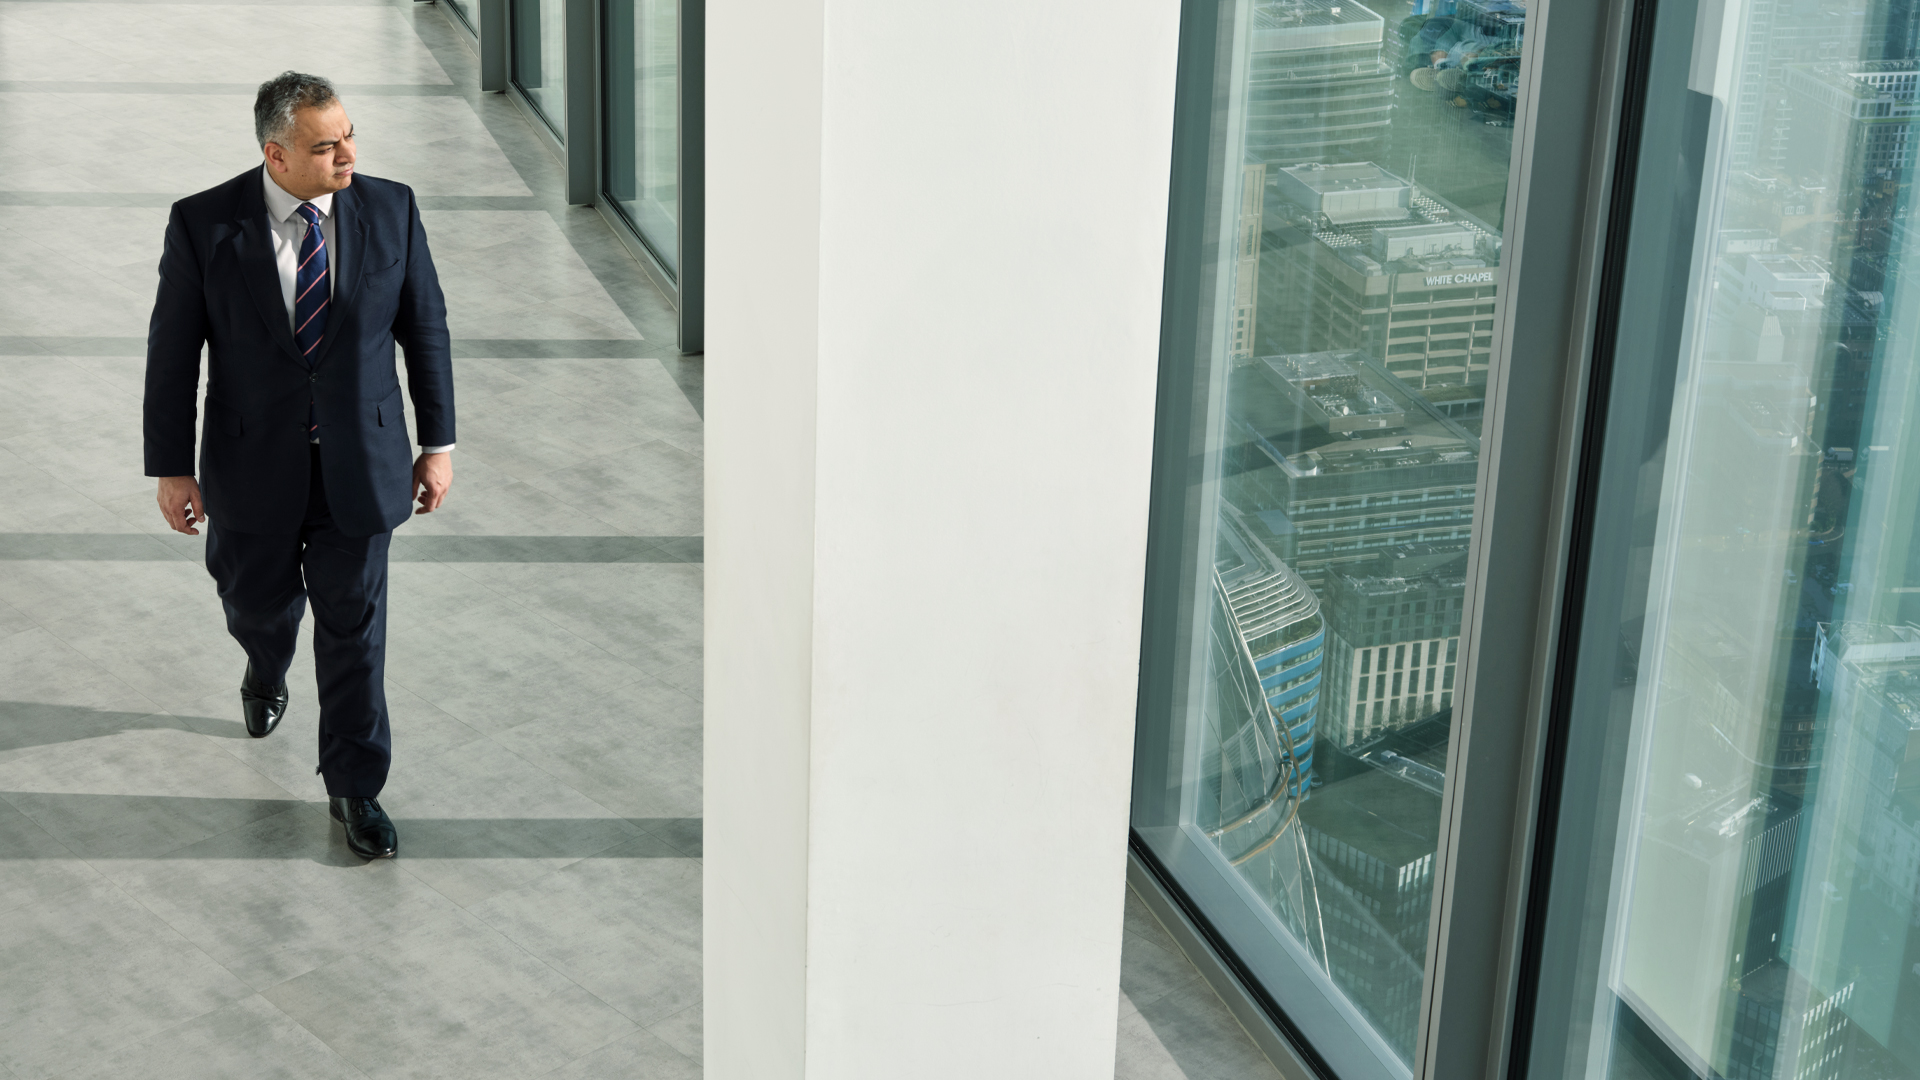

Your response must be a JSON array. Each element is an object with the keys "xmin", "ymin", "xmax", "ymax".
[
  {"xmin": 592, "ymin": 0, "xmax": 705, "ymax": 353},
  {"xmin": 1126, "ymin": 0, "xmax": 1641, "ymax": 1078}
]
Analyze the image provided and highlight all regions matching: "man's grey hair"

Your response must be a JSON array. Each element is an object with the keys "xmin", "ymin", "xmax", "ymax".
[{"xmin": 254, "ymin": 71, "xmax": 338, "ymax": 148}]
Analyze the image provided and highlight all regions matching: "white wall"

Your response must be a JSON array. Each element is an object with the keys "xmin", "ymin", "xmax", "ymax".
[{"xmin": 705, "ymin": 0, "xmax": 1182, "ymax": 1074}]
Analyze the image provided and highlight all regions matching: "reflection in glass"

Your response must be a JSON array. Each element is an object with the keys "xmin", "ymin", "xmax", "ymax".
[
  {"xmin": 1133, "ymin": 0, "xmax": 1523, "ymax": 1070},
  {"xmin": 444, "ymin": 0, "xmax": 476, "ymax": 33},
  {"xmin": 1529, "ymin": 3, "xmax": 1920, "ymax": 1080},
  {"xmin": 604, "ymin": 0, "xmax": 679, "ymax": 274},
  {"xmin": 512, "ymin": 0, "xmax": 567, "ymax": 134}
]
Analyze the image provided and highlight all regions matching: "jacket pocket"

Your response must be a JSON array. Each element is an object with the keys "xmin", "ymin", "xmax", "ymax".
[{"xmin": 375, "ymin": 386, "xmax": 404, "ymax": 427}]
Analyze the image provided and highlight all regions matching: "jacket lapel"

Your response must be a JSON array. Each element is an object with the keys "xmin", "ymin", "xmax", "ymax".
[
  {"xmin": 310, "ymin": 184, "xmax": 369, "ymax": 370},
  {"xmin": 232, "ymin": 176, "xmax": 304, "ymax": 367}
]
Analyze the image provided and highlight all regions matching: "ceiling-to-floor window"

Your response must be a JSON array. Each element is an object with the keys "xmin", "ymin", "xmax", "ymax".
[
  {"xmin": 603, "ymin": 0, "xmax": 680, "ymax": 276},
  {"xmin": 1523, "ymin": 2, "xmax": 1920, "ymax": 1080},
  {"xmin": 1131, "ymin": 0, "xmax": 1527, "ymax": 1074}
]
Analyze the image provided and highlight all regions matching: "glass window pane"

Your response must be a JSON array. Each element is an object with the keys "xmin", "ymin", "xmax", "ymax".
[
  {"xmin": 444, "ymin": 0, "xmax": 476, "ymax": 34},
  {"xmin": 603, "ymin": 0, "xmax": 680, "ymax": 274},
  {"xmin": 1132, "ymin": 0, "xmax": 1526, "ymax": 1073},
  {"xmin": 512, "ymin": 0, "xmax": 566, "ymax": 135},
  {"xmin": 1526, "ymin": 3, "xmax": 1920, "ymax": 1080}
]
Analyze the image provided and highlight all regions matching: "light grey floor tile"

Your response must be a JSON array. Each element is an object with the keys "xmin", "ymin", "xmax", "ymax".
[
  {"xmin": 177, "ymin": 666, "xmax": 487, "ymax": 801},
  {"xmin": 0, "ymin": 710, "xmax": 297, "ymax": 859},
  {"xmin": 470, "ymin": 833, "xmax": 698, "ymax": 1026},
  {"xmin": 385, "ymin": 594, "xmax": 649, "ymax": 736},
  {"xmin": 642, "ymin": 1004, "xmax": 701, "ymax": 1067},
  {"xmin": 0, "ymin": 878, "xmax": 252, "ymax": 1080},
  {"xmin": 530, "ymin": 358, "xmax": 701, "ymax": 457},
  {"xmin": 453, "ymin": 384, "xmax": 656, "ymax": 482},
  {"xmin": 49, "ymin": 994, "xmax": 367, "ymax": 1080},
  {"xmin": 0, "ymin": 598, "xmax": 35, "ymax": 641},
  {"xmin": 98, "ymin": 805, "xmax": 461, "ymax": 991},
  {"xmin": 2, "ymin": 416, "xmax": 158, "ymax": 511},
  {"xmin": 541, "ymin": 1027, "xmax": 698, "ymax": 1080},
  {"xmin": 479, "ymin": 563, "xmax": 701, "ymax": 677},
  {"xmin": 1, "ymin": 2, "xmax": 704, "ymax": 1076},
  {"xmin": 489, "ymin": 678, "xmax": 700, "ymax": 819},
  {"xmin": 0, "ymin": 355, "xmax": 141, "ymax": 441},
  {"xmin": 381, "ymin": 448, "xmax": 628, "ymax": 539},
  {"xmin": 0, "ymin": 797, "xmax": 104, "ymax": 919},
  {"xmin": 34, "ymin": 573, "xmax": 243, "ymax": 714},
  {"xmin": 536, "ymin": 441, "xmax": 702, "ymax": 540},
  {"xmin": 652, "ymin": 660, "xmax": 702, "ymax": 703},
  {"xmin": 0, "ymin": 554, "xmax": 205, "ymax": 632},
  {"xmin": 0, "ymin": 5, "xmax": 452, "ymax": 88},
  {"xmin": 376, "ymin": 737, "xmax": 644, "ymax": 906},
  {"xmin": 262, "ymin": 909, "xmax": 635, "ymax": 1080},
  {"xmin": 0, "ymin": 629, "xmax": 160, "ymax": 737},
  {"xmin": 1113, "ymin": 889, "xmax": 1284, "ymax": 1080},
  {"xmin": 1118, "ymin": 892, "xmax": 1210, "ymax": 1009}
]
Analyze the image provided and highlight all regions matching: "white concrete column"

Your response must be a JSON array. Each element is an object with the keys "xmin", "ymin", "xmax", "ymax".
[{"xmin": 704, "ymin": 0, "xmax": 1181, "ymax": 1075}]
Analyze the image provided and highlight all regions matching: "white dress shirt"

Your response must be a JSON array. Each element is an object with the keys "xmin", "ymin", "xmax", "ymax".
[{"xmin": 261, "ymin": 167, "xmax": 452, "ymax": 454}]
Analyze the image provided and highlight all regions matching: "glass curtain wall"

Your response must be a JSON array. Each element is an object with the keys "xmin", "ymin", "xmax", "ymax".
[
  {"xmin": 603, "ymin": 0, "xmax": 680, "ymax": 275},
  {"xmin": 512, "ymin": 0, "xmax": 567, "ymax": 134},
  {"xmin": 1524, "ymin": 2, "xmax": 1920, "ymax": 1080},
  {"xmin": 1133, "ymin": 0, "xmax": 1527, "ymax": 1074}
]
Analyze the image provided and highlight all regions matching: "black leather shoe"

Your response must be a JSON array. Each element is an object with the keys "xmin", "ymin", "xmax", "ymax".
[
  {"xmin": 240, "ymin": 662, "xmax": 288, "ymax": 739},
  {"xmin": 329, "ymin": 797, "xmax": 399, "ymax": 860}
]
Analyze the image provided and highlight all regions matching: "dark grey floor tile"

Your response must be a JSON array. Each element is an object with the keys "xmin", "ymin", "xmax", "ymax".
[
  {"xmin": 50, "ymin": 994, "xmax": 367, "ymax": 1080},
  {"xmin": 262, "ymin": 909, "xmax": 635, "ymax": 1080},
  {"xmin": 376, "ymin": 737, "xmax": 644, "ymax": 906},
  {"xmin": 0, "ymin": 797, "xmax": 103, "ymax": 919},
  {"xmin": 98, "ymin": 805, "xmax": 462, "ymax": 991},
  {"xmin": 0, "ymin": 879, "xmax": 252, "ymax": 1080},
  {"xmin": 634, "ymin": 815, "xmax": 701, "ymax": 858}
]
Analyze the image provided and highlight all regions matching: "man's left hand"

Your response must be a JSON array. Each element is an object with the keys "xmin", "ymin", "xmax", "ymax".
[{"xmin": 413, "ymin": 451, "xmax": 451, "ymax": 514}]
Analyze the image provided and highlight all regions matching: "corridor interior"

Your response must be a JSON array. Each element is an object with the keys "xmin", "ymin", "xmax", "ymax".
[{"xmin": 0, "ymin": 1, "xmax": 1280, "ymax": 1076}]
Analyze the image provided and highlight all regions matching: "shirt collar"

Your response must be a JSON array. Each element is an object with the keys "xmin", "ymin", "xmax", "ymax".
[{"xmin": 260, "ymin": 165, "xmax": 334, "ymax": 224}]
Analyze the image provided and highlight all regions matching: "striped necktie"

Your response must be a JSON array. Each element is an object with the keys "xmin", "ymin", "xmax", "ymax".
[{"xmin": 295, "ymin": 202, "xmax": 327, "ymax": 436}]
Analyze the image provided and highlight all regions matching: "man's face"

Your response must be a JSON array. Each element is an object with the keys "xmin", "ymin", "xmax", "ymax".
[{"xmin": 264, "ymin": 101, "xmax": 356, "ymax": 199}]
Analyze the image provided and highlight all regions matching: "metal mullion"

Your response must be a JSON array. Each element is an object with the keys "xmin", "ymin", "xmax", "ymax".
[
  {"xmin": 564, "ymin": 0, "xmax": 597, "ymax": 204},
  {"xmin": 1412, "ymin": 1, "xmax": 1642, "ymax": 1079},
  {"xmin": 676, "ymin": 0, "xmax": 703, "ymax": 352}
]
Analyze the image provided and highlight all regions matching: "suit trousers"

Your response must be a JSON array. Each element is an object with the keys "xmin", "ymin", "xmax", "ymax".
[{"xmin": 205, "ymin": 445, "xmax": 393, "ymax": 797}]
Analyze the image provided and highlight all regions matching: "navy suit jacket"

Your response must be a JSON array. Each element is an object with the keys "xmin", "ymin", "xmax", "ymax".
[{"xmin": 143, "ymin": 168, "xmax": 455, "ymax": 537}]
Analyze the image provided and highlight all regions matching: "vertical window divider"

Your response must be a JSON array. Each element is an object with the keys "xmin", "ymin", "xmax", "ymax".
[{"xmin": 1410, "ymin": 1, "xmax": 1644, "ymax": 1079}]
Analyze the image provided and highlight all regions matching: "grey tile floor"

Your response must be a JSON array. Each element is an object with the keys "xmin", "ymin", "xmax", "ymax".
[
  {"xmin": 0, "ymin": 2, "xmax": 699, "ymax": 1077},
  {"xmin": 0, "ymin": 0, "xmax": 1278, "ymax": 1076}
]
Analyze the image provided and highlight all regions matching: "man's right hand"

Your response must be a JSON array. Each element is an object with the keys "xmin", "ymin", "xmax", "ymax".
[{"xmin": 156, "ymin": 475, "xmax": 208, "ymax": 535}]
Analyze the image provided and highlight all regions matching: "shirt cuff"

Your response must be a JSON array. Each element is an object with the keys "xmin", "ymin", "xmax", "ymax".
[{"xmin": 421, "ymin": 443, "xmax": 455, "ymax": 454}]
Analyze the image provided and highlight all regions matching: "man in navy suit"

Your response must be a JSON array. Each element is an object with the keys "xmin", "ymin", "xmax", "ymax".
[{"xmin": 144, "ymin": 72, "xmax": 456, "ymax": 860}]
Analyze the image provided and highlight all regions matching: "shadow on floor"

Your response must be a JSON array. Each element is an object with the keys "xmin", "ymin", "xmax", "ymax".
[
  {"xmin": 0, "ymin": 701, "xmax": 251, "ymax": 754},
  {"xmin": 0, "ymin": 792, "xmax": 701, "ymax": 860},
  {"xmin": 0, "ymin": 533, "xmax": 704, "ymax": 563}
]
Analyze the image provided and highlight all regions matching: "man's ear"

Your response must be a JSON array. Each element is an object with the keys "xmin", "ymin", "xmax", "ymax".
[{"xmin": 263, "ymin": 142, "xmax": 287, "ymax": 174}]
